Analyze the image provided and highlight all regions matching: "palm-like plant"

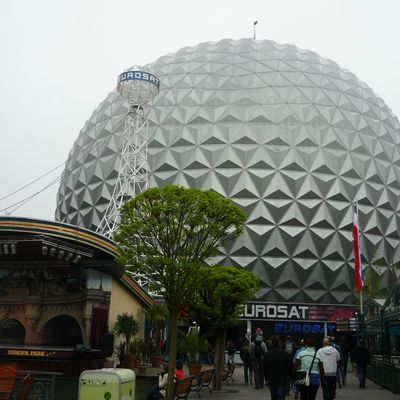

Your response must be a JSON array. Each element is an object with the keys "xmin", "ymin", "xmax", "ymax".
[
  {"xmin": 180, "ymin": 329, "xmax": 208, "ymax": 364},
  {"xmin": 146, "ymin": 304, "xmax": 167, "ymax": 355},
  {"xmin": 113, "ymin": 313, "xmax": 139, "ymax": 355}
]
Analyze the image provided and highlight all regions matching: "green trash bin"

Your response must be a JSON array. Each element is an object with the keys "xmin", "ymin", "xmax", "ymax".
[{"xmin": 79, "ymin": 368, "xmax": 135, "ymax": 400}]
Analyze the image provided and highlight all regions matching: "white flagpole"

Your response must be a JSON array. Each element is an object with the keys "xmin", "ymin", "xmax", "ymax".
[
  {"xmin": 356, "ymin": 200, "xmax": 363, "ymax": 316},
  {"xmin": 355, "ymin": 200, "xmax": 363, "ymax": 343}
]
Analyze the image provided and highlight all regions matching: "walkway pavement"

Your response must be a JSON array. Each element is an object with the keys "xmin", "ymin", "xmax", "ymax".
[{"xmin": 186, "ymin": 365, "xmax": 399, "ymax": 400}]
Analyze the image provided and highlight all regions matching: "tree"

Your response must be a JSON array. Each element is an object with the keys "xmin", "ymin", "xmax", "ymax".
[
  {"xmin": 189, "ymin": 265, "xmax": 259, "ymax": 390},
  {"xmin": 115, "ymin": 185, "xmax": 246, "ymax": 400},
  {"xmin": 354, "ymin": 262, "xmax": 387, "ymax": 307}
]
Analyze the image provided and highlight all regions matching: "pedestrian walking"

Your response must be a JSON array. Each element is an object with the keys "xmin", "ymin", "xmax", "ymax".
[
  {"xmin": 284, "ymin": 335, "xmax": 295, "ymax": 396},
  {"xmin": 317, "ymin": 337, "xmax": 341, "ymax": 400},
  {"xmin": 263, "ymin": 335, "xmax": 292, "ymax": 400},
  {"xmin": 338, "ymin": 335, "xmax": 350, "ymax": 386},
  {"xmin": 292, "ymin": 339, "xmax": 305, "ymax": 399},
  {"xmin": 239, "ymin": 337, "xmax": 253, "ymax": 385},
  {"xmin": 250, "ymin": 329, "xmax": 268, "ymax": 389},
  {"xmin": 227, "ymin": 339, "xmax": 236, "ymax": 365},
  {"xmin": 294, "ymin": 337, "xmax": 323, "ymax": 400},
  {"xmin": 351, "ymin": 340, "xmax": 371, "ymax": 388},
  {"xmin": 329, "ymin": 336, "xmax": 343, "ymax": 388}
]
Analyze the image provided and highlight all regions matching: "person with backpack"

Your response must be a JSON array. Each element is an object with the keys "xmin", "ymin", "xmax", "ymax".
[
  {"xmin": 240, "ymin": 337, "xmax": 253, "ymax": 385},
  {"xmin": 250, "ymin": 329, "xmax": 268, "ymax": 389}
]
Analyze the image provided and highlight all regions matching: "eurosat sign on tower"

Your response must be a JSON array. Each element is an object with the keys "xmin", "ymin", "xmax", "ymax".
[{"xmin": 119, "ymin": 70, "xmax": 160, "ymax": 88}]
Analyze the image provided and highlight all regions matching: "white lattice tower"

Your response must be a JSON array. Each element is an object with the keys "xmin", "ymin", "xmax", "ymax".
[{"xmin": 97, "ymin": 67, "xmax": 159, "ymax": 238}]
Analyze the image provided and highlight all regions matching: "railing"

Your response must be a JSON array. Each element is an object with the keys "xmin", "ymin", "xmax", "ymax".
[
  {"xmin": 368, "ymin": 359, "xmax": 400, "ymax": 393},
  {"xmin": 14, "ymin": 370, "xmax": 63, "ymax": 400}
]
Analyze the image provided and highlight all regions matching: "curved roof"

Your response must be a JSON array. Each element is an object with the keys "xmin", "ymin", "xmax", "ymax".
[{"xmin": 0, "ymin": 216, "xmax": 118, "ymax": 259}]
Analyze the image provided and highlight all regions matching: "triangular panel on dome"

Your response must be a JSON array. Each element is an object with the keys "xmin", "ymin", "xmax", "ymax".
[
  {"xmin": 278, "ymin": 224, "xmax": 306, "ymax": 239},
  {"xmin": 272, "ymin": 86, "xmax": 306, "ymax": 105},
  {"xmin": 307, "ymin": 258, "xmax": 330, "ymax": 278},
  {"xmin": 262, "ymin": 257, "xmax": 287, "ymax": 269},
  {"xmin": 229, "ymin": 256, "xmax": 257, "ymax": 269},
  {"xmin": 263, "ymin": 169, "xmax": 293, "ymax": 197},
  {"xmin": 188, "ymin": 115, "xmax": 211, "ymax": 125},
  {"xmin": 275, "ymin": 277, "xmax": 300, "ymax": 290},
  {"xmin": 248, "ymin": 111, "xmax": 274, "ymax": 124},
  {"xmin": 304, "ymin": 279, "xmax": 327, "ymax": 291},
  {"xmin": 246, "ymin": 224, "xmax": 275, "ymax": 240},
  {"xmin": 309, "ymin": 213, "xmax": 335, "ymax": 230},
  {"xmin": 179, "ymin": 169, "xmax": 210, "ymax": 189}
]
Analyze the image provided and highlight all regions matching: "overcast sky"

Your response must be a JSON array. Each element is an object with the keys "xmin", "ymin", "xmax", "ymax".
[{"xmin": 1, "ymin": 0, "xmax": 399, "ymax": 222}]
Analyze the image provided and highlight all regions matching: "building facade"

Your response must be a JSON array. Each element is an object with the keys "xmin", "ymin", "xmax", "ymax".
[{"xmin": 0, "ymin": 216, "xmax": 153, "ymax": 376}]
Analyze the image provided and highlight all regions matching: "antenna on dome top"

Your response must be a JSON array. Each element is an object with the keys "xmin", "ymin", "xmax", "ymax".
[
  {"xmin": 96, "ymin": 67, "xmax": 159, "ymax": 238},
  {"xmin": 253, "ymin": 20, "xmax": 258, "ymax": 40}
]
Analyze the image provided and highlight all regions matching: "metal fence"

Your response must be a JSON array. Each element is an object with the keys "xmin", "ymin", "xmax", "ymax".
[{"xmin": 368, "ymin": 359, "xmax": 400, "ymax": 393}]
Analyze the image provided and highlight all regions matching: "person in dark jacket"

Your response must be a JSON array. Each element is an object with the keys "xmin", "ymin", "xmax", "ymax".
[
  {"xmin": 227, "ymin": 339, "xmax": 236, "ymax": 364},
  {"xmin": 351, "ymin": 340, "xmax": 370, "ymax": 388},
  {"xmin": 338, "ymin": 335, "xmax": 350, "ymax": 386},
  {"xmin": 251, "ymin": 333, "xmax": 268, "ymax": 389},
  {"xmin": 240, "ymin": 337, "xmax": 253, "ymax": 385},
  {"xmin": 263, "ymin": 335, "xmax": 292, "ymax": 400}
]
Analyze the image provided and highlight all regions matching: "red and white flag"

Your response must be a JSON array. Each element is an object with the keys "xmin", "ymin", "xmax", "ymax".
[{"xmin": 352, "ymin": 203, "xmax": 363, "ymax": 293}]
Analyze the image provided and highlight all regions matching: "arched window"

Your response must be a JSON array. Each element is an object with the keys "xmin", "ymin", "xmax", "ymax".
[
  {"xmin": 41, "ymin": 315, "xmax": 83, "ymax": 346},
  {"xmin": 0, "ymin": 318, "xmax": 25, "ymax": 344}
]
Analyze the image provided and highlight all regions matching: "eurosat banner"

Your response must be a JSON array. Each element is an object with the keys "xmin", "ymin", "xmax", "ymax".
[{"xmin": 239, "ymin": 302, "xmax": 357, "ymax": 322}]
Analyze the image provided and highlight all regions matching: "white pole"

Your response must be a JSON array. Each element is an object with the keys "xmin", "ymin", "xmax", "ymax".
[{"xmin": 253, "ymin": 21, "xmax": 258, "ymax": 40}]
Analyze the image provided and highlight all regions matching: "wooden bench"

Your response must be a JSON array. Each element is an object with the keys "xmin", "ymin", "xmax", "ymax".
[
  {"xmin": 0, "ymin": 363, "xmax": 17, "ymax": 400},
  {"xmin": 173, "ymin": 375, "xmax": 194, "ymax": 400},
  {"xmin": 191, "ymin": 368, "xmax": 215, "ymax": 397},
  {"xmin": 221, "ymin": 363, "xmax": 235, "ymax": 385}
]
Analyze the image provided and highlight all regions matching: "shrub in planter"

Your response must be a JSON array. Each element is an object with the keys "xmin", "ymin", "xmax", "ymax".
[
  {"xmin": 113, "ymin": 313, "xmax": 139, "ymax": 368},
  {"xmin": 180, "ymin": 329, "xmax": 208, "ymax": 374},
  {"xmin": 146, "ymin": 304, "xmax": 167, "ymax": 366}
]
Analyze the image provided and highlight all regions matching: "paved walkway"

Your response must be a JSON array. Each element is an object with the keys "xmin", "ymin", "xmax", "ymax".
[{"xmin": 183, "ymin": 364, "xmax": 399, "ymax": 400}]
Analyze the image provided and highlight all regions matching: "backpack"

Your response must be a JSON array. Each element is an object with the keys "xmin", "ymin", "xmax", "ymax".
[
  {"xmin": 253, "ymin": 341, "xmax": 263, "ymax": 359},
  {"xmin": 285, "ymin": 340, "xmax": 293, "ymax": 354}
]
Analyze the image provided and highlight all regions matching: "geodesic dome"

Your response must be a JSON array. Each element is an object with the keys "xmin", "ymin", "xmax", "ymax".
[{"xmin": 56, "ymin": 38, "xmax": 400, "ymax": 304}]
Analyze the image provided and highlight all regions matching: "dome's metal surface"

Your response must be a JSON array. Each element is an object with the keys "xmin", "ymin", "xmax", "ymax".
[{"xmin": 56, "ymin": 38, "xmax": 400, "ymax": 304}]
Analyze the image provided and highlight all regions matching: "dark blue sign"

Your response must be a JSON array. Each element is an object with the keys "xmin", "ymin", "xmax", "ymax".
[
  {"xmin": 119, "ymin": 70, "xmax": 160, "ymax": 89},
  {"xmin": 274, "ymin": 322, "xmax": 336, "ymax": 335}
]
